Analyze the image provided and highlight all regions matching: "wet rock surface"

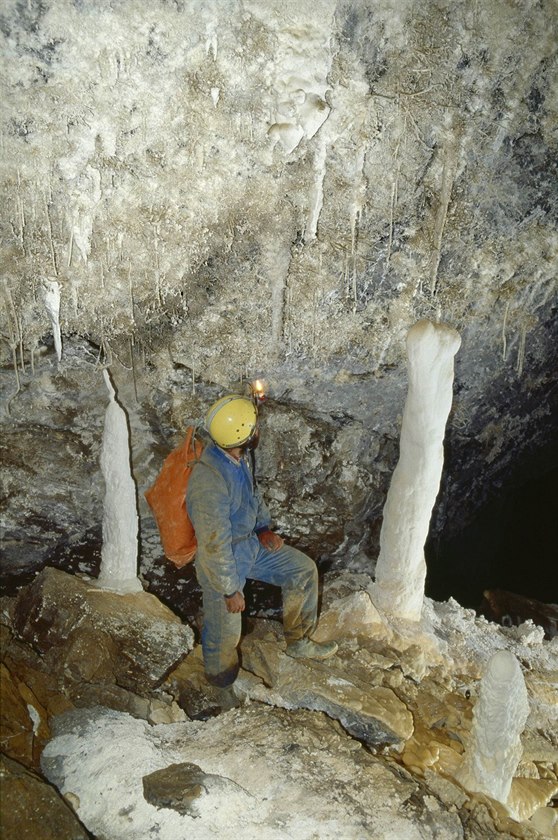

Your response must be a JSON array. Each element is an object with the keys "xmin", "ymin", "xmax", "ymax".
[
  {"xmin": 1, "ymin": 0, "xmax": 557, "ymax": 601},
  {"xmin": 1, "ymin": 335, "xmax": 557, "ymax": 620},
  {"xmin": 1, "ymin": 0, "xmax": 557, "ymax": 835},
  {"xmin": 41, "ymin": 704, "xmax": 464, "ymax": 840},
  {"xmin": 1, "ymin": 621, "xmax": 74, "ymax": 771}
]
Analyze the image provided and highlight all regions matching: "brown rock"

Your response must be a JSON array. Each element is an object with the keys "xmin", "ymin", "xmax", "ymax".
[
  {"xmin": 239, "ymin": 622, "xmax": 414, "ymax": 747},
  {"xmin": 13, "ymin": 567, "xmax": 194, "ymax": 694},
  {"xmin": 164, "ymin": 649, "xmax": 241, "ymax": 720},
  {"xmin": 2, "ymin": 626, "xmax": 70, "ymax": 718},
  {"xmin": 61, "ymin": 627, "xmax": 118, "ymax": 684},
  {"xmin": 142, "ymin": 760, "xmax": 251, "ymax": 816},
  {"xmin": 481, "ymin": 589, "xmax": 558, "ymax": 640},
  {"xmin": 1, "ymin": 626, "xmax": 74, "ymax": 770},
  {"xmin": 0, "ymin": 752, "xmax": 93, "ymax": 839},
  {"xmin": 142, "ymin": 762, "xmax": 209, "ymax": 815},
  {"xmin": 1, "ymin": 661, "xmax": 37, "ymax": 768},
  {"xmin": 70, "ymin": 682, "xmax": 151, "ymax": 719}
]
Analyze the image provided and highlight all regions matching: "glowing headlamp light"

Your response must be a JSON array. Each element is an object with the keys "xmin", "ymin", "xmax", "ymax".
[{"xmin": 250, "ymin": 379, "xmax": 267, "ymax": 403}]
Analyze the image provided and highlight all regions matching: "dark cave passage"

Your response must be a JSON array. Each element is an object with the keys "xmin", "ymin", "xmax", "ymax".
[{"xmin": 425, "ymin": 465, "xmax": 558, "ymax": 614}]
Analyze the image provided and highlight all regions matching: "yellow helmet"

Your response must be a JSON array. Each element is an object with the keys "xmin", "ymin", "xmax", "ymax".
[{"xmin": 205, "ymin": 395, "xmax": 258, "ymax": 448}]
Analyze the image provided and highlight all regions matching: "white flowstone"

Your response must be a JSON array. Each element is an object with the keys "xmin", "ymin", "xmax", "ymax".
[
  {"xmin": 254, "ymin": 0, "xmax": 334, "ymax": 155},
  {"xmin": 456, "ymin": 649, "xmax": 530, "ymax": 810},
  {"xmin": 372, "ymin": 319, "xmax": 461, "ymax": 621},
  {"xmin": 96, "ymin": 370, "xmax": 142, "ymax": 594},
  {"xmin": 41, "ymin": 705, "xmax": 463, "ymax": 840}
]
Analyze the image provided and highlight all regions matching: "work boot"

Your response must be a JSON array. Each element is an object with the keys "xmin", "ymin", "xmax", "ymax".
[
  {"xmin": 285, "ymin": 638, "xmax": 338, "ymax": 660},
  {"xmin": 212, "ymin": 684, "xmax": 241, "ymax": 711}
]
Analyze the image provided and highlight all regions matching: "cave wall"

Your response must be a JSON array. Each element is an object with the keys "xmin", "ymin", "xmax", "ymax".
[{"xmin": 1, "ymin": 0, "xmax": 557, "ymax": 585}]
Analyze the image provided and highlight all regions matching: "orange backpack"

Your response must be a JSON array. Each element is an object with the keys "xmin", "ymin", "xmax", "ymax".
[{"xmin": 144, "ymin": 426, "xmax": 204, "ymax": 567}]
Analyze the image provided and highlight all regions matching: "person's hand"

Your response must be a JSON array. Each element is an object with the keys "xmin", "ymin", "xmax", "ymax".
[
  {"xmin": 257, "ymin": 529, "xmax": 284, "ymax": 551},
  {"xmin": 224, "ymin": 591, "xmax": 245, "ymax": 613}
]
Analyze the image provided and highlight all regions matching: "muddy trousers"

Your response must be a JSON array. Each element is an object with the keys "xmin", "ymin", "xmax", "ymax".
[{"xmin": 196, "ymin": 544, "xmax": 319, "ymax": 687}]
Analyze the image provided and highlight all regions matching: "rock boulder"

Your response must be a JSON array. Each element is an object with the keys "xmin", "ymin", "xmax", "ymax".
[
  {"xmin": 13, "ymin": 567, "xmax": 194, "ymax": 694},
  {"xmin": 0, "ymin": 752, "xmax": 93, "ymax": 840}
]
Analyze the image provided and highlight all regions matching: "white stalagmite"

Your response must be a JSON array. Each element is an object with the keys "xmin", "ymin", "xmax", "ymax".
[
  {"xmin": 42, "ymin": 279, "xmax": 62, "ymax": 361},
  {"xmin": 372, "ymin": 319, "xmax": 461, "ymax": 620},
  {"xmin": 96, "ymin": 370, "xmax": 142, "ymax": 593},
  {"xmin": 456, "ymin": 650, "xmax": 529, "ymax": 809}
]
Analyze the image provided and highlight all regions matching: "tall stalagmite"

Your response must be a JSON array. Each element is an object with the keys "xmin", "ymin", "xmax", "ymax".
[
  {"xmin": 96, "ymin": 369, "xmax": 142, "ymax": 593},
  {"xmin": 372, "ymin": 319, "xmax": 461, "ymax": 620}
]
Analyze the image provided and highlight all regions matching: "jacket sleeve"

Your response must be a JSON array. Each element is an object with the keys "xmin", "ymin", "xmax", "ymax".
[
  {"xmin": 254, "ymin": 483, "xmax": 272, "ymax": 532},
  {"xmin": 186, "ymin": 464, "xmax": 241, "ymax": 595}
]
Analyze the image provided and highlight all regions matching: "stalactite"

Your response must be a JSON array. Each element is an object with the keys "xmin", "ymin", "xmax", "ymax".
[
  {"xmin": 44, "ymin": 194, "xmax": 58, "ymax": 276},
  {"xmin": 351, "ymin": 209, "xmax": 360, "ymax": 310},
  {"xmin": 265, "ymin": 231, "xmax": 292, "ymax": 353},
  {"xmin": 430, "ymin": 116, "xmax": 460, "ymax": 298},
  {"xmin": 67, "ymin": 227, "xmax": 74, "ymax": 268},
  {"xmin": 385, "ymin": 140, "xmax": 401, "ymax": 281},
  {"xmin": 306, "ymin": 135, "xmax": 327, "ymax": 241},
  {"xmin": 516, "ymin": 322, "xmax": 527, "ymax": 377},
  {"xmin": 16, "ymin": 168, "xmax": 25, "ymax": 254},
  {"xmin": 8, "ymin": 345, "xmax": 21, "ymax": 412},
  {"xmin": 18, "ymin": 316, "xmax": 25, "ymax": 373},
  {"xmin": 3, "ymin": 280, "xmax": 23, "ymax": 410},
  {"xmin": 347, "ymin": 144, "xmax": 367, "ymax": 309},
  {"xmin": 129, "ymin": 336, "xmax": 138, "ymax": 402},
  {"xmin": 502, "ymin": 300, "xmax": 510, "ymax": 361},
  {"xmin": 128, "ymin": 262, "xmax": 134, "ymax": 323},
  {"xmin": 42, "ymin": 279, "xmax": 63, "ymax": 361},
  {"xmin": 153, "ymin": 224, "xmax": 162, "ymax": 305}
]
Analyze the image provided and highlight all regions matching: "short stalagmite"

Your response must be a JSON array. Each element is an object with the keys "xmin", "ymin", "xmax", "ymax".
[
  {"xmin": 372, "ymin": 319, "xmax": 461, "ymax": 621},
  {"xmin": 456, "ymin": 649, "xmax": 529, "ymax": 808}
]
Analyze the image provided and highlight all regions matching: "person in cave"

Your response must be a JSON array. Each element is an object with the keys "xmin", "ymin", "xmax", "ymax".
[{"xmin": 186, "ymin": 394, "xmax": 338, "ymax": 701}]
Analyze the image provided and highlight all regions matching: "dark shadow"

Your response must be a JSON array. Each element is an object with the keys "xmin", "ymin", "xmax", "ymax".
[{"xmin": 425, "ymin": 466, "xmax": 558, "ymax": 611}]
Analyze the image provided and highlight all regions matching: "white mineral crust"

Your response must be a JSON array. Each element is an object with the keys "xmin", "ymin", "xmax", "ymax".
[
  {"xmin": 96, "ymin": 370, "xmax": 142, "ymax": 593},
  {"xmin": 372, "ymin": 319, "xmax": 461, "ymax": 621},
  {"xmin": 457, "ymin": 649, "xmax": 530, "ymax": 809}
]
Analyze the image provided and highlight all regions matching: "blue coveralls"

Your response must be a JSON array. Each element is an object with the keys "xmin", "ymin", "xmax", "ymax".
[{"xmin": 186, "ymin": 441, "xmax": 318, "ymax": 686}]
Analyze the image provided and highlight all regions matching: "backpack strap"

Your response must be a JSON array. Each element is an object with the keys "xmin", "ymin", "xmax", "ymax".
[{"xmin": 185, "ymin": 424, "xmax": 204, "ymax": 466}]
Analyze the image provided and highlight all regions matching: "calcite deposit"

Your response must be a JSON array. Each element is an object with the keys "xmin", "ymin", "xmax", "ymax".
[
  {"xmin": 11, "ymin": 567, "xmax": 194, "ymax": 695},
  {"xmin": 96, "ymin": 370, "xmax": 142, "ymax": 594},
  {"xmin": 457, "ymin": 650, "xmax": 530, "ymax": 811},
  {"xmin": 372, "ymin": 319, "xmax": 461, "ymax": 620}
]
